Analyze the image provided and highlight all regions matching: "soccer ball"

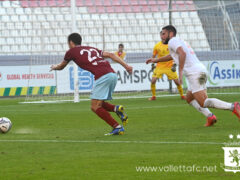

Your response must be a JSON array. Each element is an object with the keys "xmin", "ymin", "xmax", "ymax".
[{"xmin": 0, "ymin": 117, "xmax": 12, "ymax": 133}]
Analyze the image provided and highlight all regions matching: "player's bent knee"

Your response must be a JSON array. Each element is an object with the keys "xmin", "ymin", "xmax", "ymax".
[
  {"xmin": 198, "ymin": 101, "xmax": 205, "ymax": 108},
  {"xmin": 91, "ymin": 101, "xmax": 103, "ymax": 112},
  {"xmin": 91, "ymin": 105, "xmax": 101, "ymax": 112},
  {"xmin": 186, "ymin": 94, "xmax": 193, "ymax": 104},
  {"xmin": 91, "ymin": 106, "xmax": 96, "ymax": 112},
  {"xmin": 186, "ymin": 98, "xmax": 192, "ymax": 104},
  {"xmin": 90, "ymin": 102, "xmax": 98, "ymax": 112},
  {"xmin": 173, "ymin": 79, "xmax": 180, "ymax": 86},
  {"xmin": 151, "ymin": 78, "xmax": 157, "ymax": 84}
]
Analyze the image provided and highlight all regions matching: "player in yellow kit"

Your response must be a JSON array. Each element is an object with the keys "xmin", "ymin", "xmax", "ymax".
[
  {"xmin": 148, "ymin": 31, "xmax": 185, "ymax": 100},
  {"xmin": 114, "ymin": 44, "xmax": 126, "ymax": 61}
]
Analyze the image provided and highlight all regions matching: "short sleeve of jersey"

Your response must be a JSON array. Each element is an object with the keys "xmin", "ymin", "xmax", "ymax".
[
  {"xmin": 169, "ymin": 38, "xmax": 182, "ymax": 53},
  {"xmin": 64, "ymin": 49, "xmax": 73, "ymax": 62}
]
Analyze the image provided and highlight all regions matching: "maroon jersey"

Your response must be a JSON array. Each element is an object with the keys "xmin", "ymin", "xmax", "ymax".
[{"xmin": 64, "ymin": 46, "xmax": 115, "ymax": 80}]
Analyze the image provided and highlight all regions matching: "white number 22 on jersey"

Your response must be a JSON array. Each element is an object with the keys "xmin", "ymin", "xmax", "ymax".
[{"xmin": 80, "ymin": 48, "xmax": 101, "ymax": 65}]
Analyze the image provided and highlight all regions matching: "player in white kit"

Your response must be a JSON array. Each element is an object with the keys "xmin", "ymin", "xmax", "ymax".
[{"xmin": 146, "ymin": 25, "xmax": 240, "ymax": 126}]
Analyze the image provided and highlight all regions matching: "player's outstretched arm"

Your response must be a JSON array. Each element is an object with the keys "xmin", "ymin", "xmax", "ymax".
[
  {"xmin": 146, "ymin": 54, "xmax": 172, "ymax": 64},
  {"xmin": 50, "ymin": 60, "xmax": 69, "ymax": 71},
  {"xmin": 103, "ymin": 51, "xmax": 133, "ymax": 74},
  {"xmin": 176, "ymin": 47, "xmax": 186, "ymax": 84}
]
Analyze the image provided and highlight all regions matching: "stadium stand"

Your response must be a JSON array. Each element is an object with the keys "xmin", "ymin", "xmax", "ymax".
[
  {"xmin": 0, "ymin": 0, "xmax": 210, "ymax": 55},
  {"xmin": 195, "ymin": 0, "xmax": 240, "ymax": 50}
]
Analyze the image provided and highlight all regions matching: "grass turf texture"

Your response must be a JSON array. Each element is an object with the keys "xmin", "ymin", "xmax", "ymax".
[{"xmin": 0, "ymin": 94, "xmax": 240, "ymax": 180}]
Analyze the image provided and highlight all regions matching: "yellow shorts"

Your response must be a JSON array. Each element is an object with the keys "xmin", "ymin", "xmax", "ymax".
[{"xmin": 152, "ymin": 67, "xmax": 178, "ymax": 80}]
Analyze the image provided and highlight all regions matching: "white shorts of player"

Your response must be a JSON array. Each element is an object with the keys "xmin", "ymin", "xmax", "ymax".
[{"xmin": 186, "ymin": 72, "xmax": 207, "ymax": 93}]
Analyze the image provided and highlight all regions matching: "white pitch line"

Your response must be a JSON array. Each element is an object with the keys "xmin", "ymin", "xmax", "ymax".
[
  {"xmin": 18, "ymin": 92, "xmax": 240, "ymax": 104},
  {"xmin": 0, "ymin": 139, "xmax": 224, "ymax": 145},
  {"xmin": 0, "ymin": 104, "xmax": 188, "ymax": 112},
  {"xmin": 128, "ymin": 104, "xmax": 187, "ymax": 110}
]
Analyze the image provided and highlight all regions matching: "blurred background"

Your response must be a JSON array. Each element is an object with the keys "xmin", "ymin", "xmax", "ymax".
[{"xmin": 0, "ymin": 0, "xmax": 239, "ymax": 102}]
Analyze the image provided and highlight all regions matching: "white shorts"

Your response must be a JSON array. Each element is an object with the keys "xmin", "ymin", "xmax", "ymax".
[{"xmin": 186, "ymin": 72, "xmax": 207, "ymax": 93}]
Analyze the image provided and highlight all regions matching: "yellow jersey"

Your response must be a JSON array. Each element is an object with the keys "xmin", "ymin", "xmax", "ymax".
[
  {"xmin": 114, "ymin": 51, "xmax": 126, "ymax": 61},
  {"xmin": 153, "ymin": 41, "xmax": 174, "ymax": 69}
]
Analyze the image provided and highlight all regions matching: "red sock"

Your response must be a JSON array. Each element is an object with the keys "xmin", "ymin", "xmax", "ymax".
[
  {"xmin": 102, "ymin": 102, "xmax": 115, "ymax": 112},
  {"xmin": 95, "ymin": 107, "xmax": 119, "ymax": 128}
]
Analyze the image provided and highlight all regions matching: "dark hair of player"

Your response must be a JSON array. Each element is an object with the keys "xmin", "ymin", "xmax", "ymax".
[
  {"xmin": 119, "ymin": 43, "xmax": 124, "ymax": 48},
  {"xmin": 162, "ymin": 25, "xmax": 177, "ymax": 36},
  {"xmin": 68, "ymin": 33, "xmax": 82, "ymax": 45}
]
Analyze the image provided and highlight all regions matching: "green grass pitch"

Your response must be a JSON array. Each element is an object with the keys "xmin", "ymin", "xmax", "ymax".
[{"xmin": 0, "ymin": 94, "xmax": 240, "ymax": 180}]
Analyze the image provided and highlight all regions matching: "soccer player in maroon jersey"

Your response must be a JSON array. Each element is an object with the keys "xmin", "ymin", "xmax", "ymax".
[{"xmin": 50, "ymin": 33, "xmax": 133, "ymax": 135}]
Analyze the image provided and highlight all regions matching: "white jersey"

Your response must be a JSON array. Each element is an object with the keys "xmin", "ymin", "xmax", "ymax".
[{"xmin": 168, "ymin": 37, "xmax": 207, "ymax": 76}]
